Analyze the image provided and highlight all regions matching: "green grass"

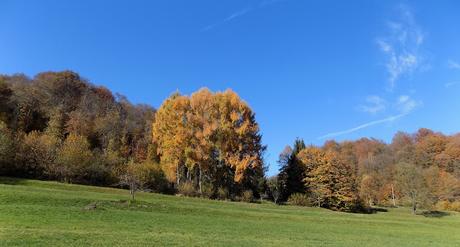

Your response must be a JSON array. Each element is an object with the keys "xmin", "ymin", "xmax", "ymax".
[{"xmin": 1, "ymin": 177, "xmax": 459, "ymax": 246}]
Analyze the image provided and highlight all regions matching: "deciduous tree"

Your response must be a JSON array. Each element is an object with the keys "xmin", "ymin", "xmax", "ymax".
[
  {"xmin": 396, "ymin": 162, "xmax": 431, "ymax": 214},
  {"xmin": 54, "ymin": 133, "xmax": 93, "ymax": 183}
]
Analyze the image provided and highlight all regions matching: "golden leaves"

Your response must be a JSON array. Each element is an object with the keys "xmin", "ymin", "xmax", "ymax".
[{"xmin": 152, "ymin": 88, "xmax": 263, "ymax": 184}]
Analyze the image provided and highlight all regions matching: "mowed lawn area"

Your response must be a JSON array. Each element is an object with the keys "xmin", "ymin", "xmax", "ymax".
[{"xmin": 0, "ymin": 177, "xmax": 459, "ymax": 247}]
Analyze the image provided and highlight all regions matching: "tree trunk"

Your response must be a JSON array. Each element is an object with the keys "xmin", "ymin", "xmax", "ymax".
[
  {"xmin": 186, "ymin": 167, "xmax": 191, "ymax": 182},
  {"xmin": 412, "ymin": 199, "xmax": 417, "ymax": 214},
  {"xmin": 176, "ymin": 165, "xmax": 180, "ymax": 187},
  {"xmin": 130, "ymin": 183, "xmax": 135, "ymax": 201},
  {"xmin": 391, "ymin": 184, "xmax": 396, "ymax": 207},
  {"xmin": 198, "ymin": 165, "xmax": 202, "ymax": 194}
]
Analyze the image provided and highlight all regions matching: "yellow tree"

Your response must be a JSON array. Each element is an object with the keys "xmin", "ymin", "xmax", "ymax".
[
  {"xmin": 298, "ymin": 146, "xmax": 326, "ymax": 206},
  {"xmin": 186, "ymin": 89, "xmax": 216, "ymax": 193},
  {"xmin": 359, "ymin": 174, "xmax": 380, "ymax": 207},
  {"xmin": 213, "ymin": 90, "xmax": 264, "ymax": 185},
  {"xmin": 20, "ymin": 131, "xmax": 60, "ymax": 178},
  {"xmin": 54, "ymin": 133, "xmax": 93, "ymax": 183},
  {"xmin": 152, "ymin": 93, "xmax": 191, "ymax": 185},
  {"xmin": 152, "ymin": 89, "xmax": 265, "ymax": 195},
  {"xmin": 300, "ymin": 148, "xmax": 360, "ymax": 211}
]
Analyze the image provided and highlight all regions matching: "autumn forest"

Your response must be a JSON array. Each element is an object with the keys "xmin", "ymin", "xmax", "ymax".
[{"xmin": 1, "ymin": 71, "xmax": 459, "ymax": 214}]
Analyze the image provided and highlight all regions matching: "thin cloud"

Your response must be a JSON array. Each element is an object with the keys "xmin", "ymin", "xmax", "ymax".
[
  {"xmin": 318, "ymin": 114, "xmax": 407, "ymax": 140},
  {"xmin": 448, "ymin": 60, "xmax": 460, "ymax": 70},
  {"xmin": 225, "ymin": 8, "xmax": 252, "ymax": 21},
  {"xmin": 445, "ymin": 81, "xmax": 460, "ymax": 88},
  {"xmin": 332, "ymin": 94, "xmax": 421, "ymax": 139},
  {"xmin": 337, "ymin": 5, "xmax": 425, "ymax": 140},
  {"xmin": 201, "ymin": 0, "xmax": 285, "ymax": 32},
  {"xmin": 357, "ymin": 95, "xmax": 387, "ymax": 114},
  {"xmin": 396, "ymin": 95, "xmax": 421, "ymax": 114},
  {"xmin": 201, "ymin": 7, "xmax": 252, "ymax": 32},
  {"xmin": 376, "ymin": 5, "xmax": 426, "ymax": 90}
]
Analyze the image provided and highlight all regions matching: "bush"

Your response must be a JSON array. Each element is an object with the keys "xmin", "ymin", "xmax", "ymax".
[
  {"xmin": 19, "ymin": 131, "xmax": 60, "ymax": 179},
  {"xmin": 178, "ymin": 181, "xmax": 197, "ymax": 197},
  {"xmin": 217, "ymin": 187, "xmax": 229, "ymax": 200},
  {"xmin": 450, "ymin": 201, "xmax": 460, "ymax": 212},
  {"xmin": 241, "ymin": 190, "xmax": 254, "ymax": 203},
  {"xmin": 54, "ymin": 133, "xmax": 93, "ymax": 183},
  {"xmin": 434, "ymin": 200, "xmax": 460, "ymax": 212},
  {"xmin": 435, "ymin": 200, "xmax": 451, "ymax": 211},
  {"xmin": 0, "ymin": 122, "xmax": 15, "ymax": 175},
  {"xmin": 135, "ymin": 161, "xmax": 171, "ymax": 194},
  {"xmin": 288, "ymin": 193, "xmax": 311, "ymax": 207},
  {"xmin": 200, "ymin": 182, "xmax": 214, "ymax": 199},
  {"xmin": 84, "ymin": 157, "xmax": 113, "ymax": 186}
]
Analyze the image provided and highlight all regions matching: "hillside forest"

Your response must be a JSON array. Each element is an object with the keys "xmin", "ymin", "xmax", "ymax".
[{"xmin": 1, "ymin": 71, "xmax": 459, "ymax": 213}]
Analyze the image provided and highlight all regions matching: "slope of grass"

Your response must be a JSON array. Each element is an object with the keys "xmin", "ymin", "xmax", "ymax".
[{"xmin": 1, "ymin": 177, "xmax": 459, "ymax": 246}]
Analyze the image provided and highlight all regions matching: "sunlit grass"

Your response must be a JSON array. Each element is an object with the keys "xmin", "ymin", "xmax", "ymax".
[{"xmin": 0, "ymin": 177, "xmax": 459, "ymax": 246}]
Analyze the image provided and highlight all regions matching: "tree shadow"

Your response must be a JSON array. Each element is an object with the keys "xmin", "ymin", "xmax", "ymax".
[
  {"xmin": 420, "ymin": 210, "xmax": 450, "ymax": 218},
  {"xmin": 0, "ymin": 176, "xmax": 29, "ymax": 185},
  {"xmin": 328, "ymin": 206, "xmax": 389, "ymax": 214},
  {"xmin": 360, "ymin": 207, "xmax": 389, "ymax": 214}
]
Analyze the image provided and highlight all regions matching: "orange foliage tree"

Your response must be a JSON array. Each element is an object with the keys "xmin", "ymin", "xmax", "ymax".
[
  {"xmin": 152, "ymin": 88, "xmax": 265, "ymax": 196},
  {"xmin": 298, "ymin": 147, "xmax": 360, "ymax": 211}
]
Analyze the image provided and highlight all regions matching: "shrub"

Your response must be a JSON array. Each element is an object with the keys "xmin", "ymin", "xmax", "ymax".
[
  {"xmin": 241, "ymin": 190, "xmax": 254, "ymax": 203},
  {"xmin": 54, "ymin": 133, "xmax": 94, "ymax": 183},
  {"xmin": 435, "ymin": 200, "xmax": 451, "ymax": 211},
  {"xmin": 178, "ymin": 181, "xmax": 197, "ymax": 197},
  {"xmin": 134, "ymin": 161, "xmax": 171, "ymax": 193},
  {"xmin": 20, "ymin": 132, "xmax": 60, "ymax": 179},
  {"xmin": 200, "ymin": 182, "xmax": 214, "ymax": 199},
  {"xmin": 0, "ymin": 122, "xmax": 15, "ymax": 175},
  {"xmin": 434, "ymin": 200, "xmax": 460, "ymax": 212},
  {"xmin": 288, "ymin": 193, "xmax": 311, "ymax": 207},
  {"xmin": 217, "ymin": 187, "xmax": 229, "ymax": 200},
  {"xmin": 450, "ymin": 201, "xmax": 460, "ymax": 212},
  {"xmin": 85, "ymin": 156, "xmax": 113, "ymax": 186}
]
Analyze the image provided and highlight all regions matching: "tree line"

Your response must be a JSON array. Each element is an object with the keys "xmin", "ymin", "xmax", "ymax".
[
  {"xmin": 0, "ymin": 71, "xmax": 163, "ymax": 188},
  {"xmin": 273, "ymin": 130, "xmax": 460, "ymax": 213},
  {"xmin": 0, "ymin": 71, "xmax": 265, "ymax": 200},
  {"xmin": 1, "ymin": 71, "xmax": 459, "ymax": 213}
]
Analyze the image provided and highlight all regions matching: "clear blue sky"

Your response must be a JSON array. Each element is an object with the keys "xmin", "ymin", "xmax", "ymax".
[{"xmin": 1, "ymin": 0, "xmax": 460, "ymax": 175}]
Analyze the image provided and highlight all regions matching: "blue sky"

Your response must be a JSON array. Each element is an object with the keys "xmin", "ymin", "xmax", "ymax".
[{"xmin": 1, "ymin": 0, "xmax": 460, "ymax": 175}]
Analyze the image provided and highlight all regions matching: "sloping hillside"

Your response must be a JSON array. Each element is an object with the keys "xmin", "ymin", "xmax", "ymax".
[{"xmin": 0, "ymin": 177, "xmax": 459, "ymax": 247}]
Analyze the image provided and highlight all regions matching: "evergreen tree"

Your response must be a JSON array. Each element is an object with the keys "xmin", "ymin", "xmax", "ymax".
[{"xmin": 278, "ymin": 138, "xmax": 306, "ymax": 201}]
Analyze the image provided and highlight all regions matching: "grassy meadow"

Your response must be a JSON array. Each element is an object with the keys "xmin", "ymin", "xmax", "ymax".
[{"xmin": 0, "ymin": 177, "xmax": 459, "ymax": 247}]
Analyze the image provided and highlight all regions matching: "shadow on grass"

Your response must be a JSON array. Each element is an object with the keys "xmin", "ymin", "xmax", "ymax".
[
  {"xmin": 0, "ymin": 176, "xmax": 29, "ymax": 185},
  {"xmin": 83, "ymin": 199, "xmax": 158, "ymax": 212},
  {"xmin": 357, "ymin": 207, "xmax": 389, "ymax": 214},
  {"xmin": 420, "ymin": 210, "xmax": 450, "ymax": 218}
]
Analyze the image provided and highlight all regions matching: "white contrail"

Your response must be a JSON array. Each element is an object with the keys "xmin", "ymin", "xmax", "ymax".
[
  {"xmin": 200, "ymin": 0, "xmax": 286, "ymax": 32},
  {"xmin": 445, "ymin": 81, "xmax": 460, "ymax": 88},
  {"xmin": 318, "ymin": 113, "xmax": 407, "ymax": 140}
]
